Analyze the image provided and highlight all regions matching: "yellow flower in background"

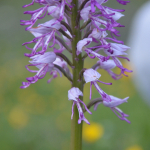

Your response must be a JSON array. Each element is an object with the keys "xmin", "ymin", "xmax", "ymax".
[
  {"xmin": 83, "ymin": 122, "xmax": 104, "ymax": 143},
  {"xmin": 125, "ymin": 145, "xmax": 143, "ymax": 150},
  {"xmin": 8, "ymin": 106, "xmax": 29, "ymax": 129}
]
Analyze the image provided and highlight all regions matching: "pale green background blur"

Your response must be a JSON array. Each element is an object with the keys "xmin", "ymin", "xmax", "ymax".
[{"xmin": 0, "ymin": 0, "xmax": 150, "ymax": 150}]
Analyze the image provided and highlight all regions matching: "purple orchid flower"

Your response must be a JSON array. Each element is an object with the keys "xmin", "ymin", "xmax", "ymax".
[
  {"xmin": 47, "ymin": 57, "xmax": 69, "ymax": 83},
  {"xmin": 83, "ymin": 68, "xmax": 112, "ymax": 100},
  {"xmin": 96, "ymin": 59, "xmax": 122, "ymax": 80},
  {"xmin": 90, "ymin": 32, "xmax": 132, "ymax": 77},
  {"xmin": 83, "ymin": 68, "xmax": 130, "ymax": 123},
  {"xmin": 94, "ymin": 95, "xmax": 130, "ymax": 123},
  {"xmin": 77, "ymin": 38, "xmax": 110, "ymax": 61},
  {"xmin": 20, "ymin": 5, "xmax": 49, "ymax": 30},
  {"xmin": 22, "ymin": 19, "xmax": 61, "ymax": 57},
  {"xmin": 68, "ymin": 87, "xmax": 92, "ymax": 124},
  {"xmin": 80, "ymin": 4, "xmax": 123, "ymax": 34},
  {"xmin": 21, "ymin": 52, "xmax": 58, "ymax": 88},
  {"xmin": 21, "ymin": 0, "xmax": 69, "ymax": 30}
]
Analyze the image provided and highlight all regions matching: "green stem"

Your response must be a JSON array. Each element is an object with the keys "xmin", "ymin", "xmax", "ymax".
[{"xmin": 70, "ymin": 0, "xmax": 83, "ymax": 150}]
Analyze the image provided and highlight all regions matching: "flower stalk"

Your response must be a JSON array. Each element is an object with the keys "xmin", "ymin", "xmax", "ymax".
[{"xmin": 71, "ymin": 0, "xmax": 83, "ymax": 149}]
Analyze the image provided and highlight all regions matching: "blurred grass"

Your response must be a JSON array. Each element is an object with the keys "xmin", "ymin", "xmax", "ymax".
[{"xmin": 0, "ymin": 0, "xmax": 150, "ymax": 150}]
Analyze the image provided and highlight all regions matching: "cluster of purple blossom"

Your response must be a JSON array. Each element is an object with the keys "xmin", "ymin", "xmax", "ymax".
[{"xmin": 21, "ymin": 0, "xmax": 131, "ymax": 124}]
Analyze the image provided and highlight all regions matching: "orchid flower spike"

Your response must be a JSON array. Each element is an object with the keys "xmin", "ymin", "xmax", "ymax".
[{"xmin": 21, "ymin": 0, "xmax": 131, "ymax": 125}]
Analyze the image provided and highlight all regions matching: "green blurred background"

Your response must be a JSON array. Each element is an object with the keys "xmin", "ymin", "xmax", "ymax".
[{"xmin": 0, "ymin": 0, "xmax": 150, "ymax": 150}]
